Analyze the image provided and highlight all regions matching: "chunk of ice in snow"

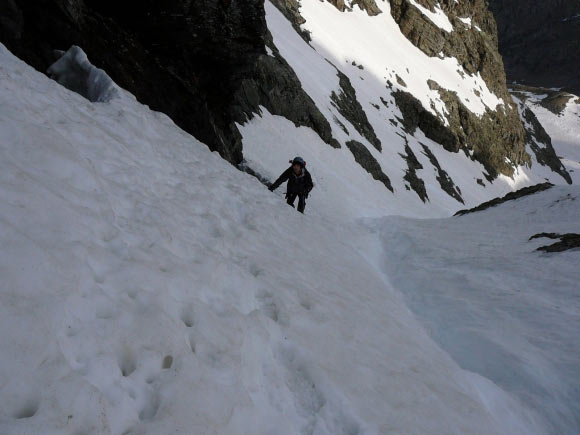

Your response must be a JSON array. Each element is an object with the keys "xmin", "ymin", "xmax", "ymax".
[{"xmin": 47, "ymin": 45, "xmax": 118, "ymax": 103}]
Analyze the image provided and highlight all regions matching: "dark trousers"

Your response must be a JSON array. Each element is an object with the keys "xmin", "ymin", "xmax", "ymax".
[{"xmin": 286, "ymin": 193, "xmax": 306, "ymax": 213}]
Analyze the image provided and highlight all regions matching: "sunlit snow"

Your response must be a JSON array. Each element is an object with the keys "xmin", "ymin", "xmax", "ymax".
[{"xmin": 408, "ymin": 0, "xmax": 454, "ymax": 32}]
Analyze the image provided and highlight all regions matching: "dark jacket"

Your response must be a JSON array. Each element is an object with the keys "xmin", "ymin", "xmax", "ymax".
[{"xmin": 270, "ymin": 167, "xmax": 313, "ymax": 195}]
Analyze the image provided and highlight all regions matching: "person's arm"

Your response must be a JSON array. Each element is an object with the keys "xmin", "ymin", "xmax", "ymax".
[
  {"xmin": 304, "ymin": 171, "xmax": 314, "ymax": 194},
  {"xmin": 269, "ymin": 167, "xmax": 291, "ymax": 191}
]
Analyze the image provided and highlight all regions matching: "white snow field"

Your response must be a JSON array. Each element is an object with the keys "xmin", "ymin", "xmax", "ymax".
[
  {"xmin": 1, "ymin": 5, "xmax": 579, "ymax": 435},
  {"xmin": 0, "ymin": 44, "xmax": 553, "ymax": 434},
  {"xmin": 373, "ymin": 186, "xmax": 580, "ymax": 433}
]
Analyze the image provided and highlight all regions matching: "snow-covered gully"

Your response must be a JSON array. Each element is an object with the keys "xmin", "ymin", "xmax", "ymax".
[
  {"xmin": 371, "ymin": 186, "xmax": 580, "ymax": 433},
  {"xmin": 1, "ymin": 39, "xmax": 579, "ymax": 435}
]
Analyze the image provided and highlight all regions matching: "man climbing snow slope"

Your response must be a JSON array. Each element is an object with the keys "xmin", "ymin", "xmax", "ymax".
[{"xmin": 269, "ymin": 157, "xmax": 314, "ymax": 213}]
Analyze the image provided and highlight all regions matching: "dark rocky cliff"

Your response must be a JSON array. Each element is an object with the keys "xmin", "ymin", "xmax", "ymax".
[
  {"xmin": 1, "ymin": 0, "xmax": 269, "ymax": 163},
  {"xmin": 488, "ymin": 0, "xmax": 580, "ymax": 95}
]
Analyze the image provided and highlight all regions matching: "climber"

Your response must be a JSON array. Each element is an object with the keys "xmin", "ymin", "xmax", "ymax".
[{"xmin": 268, "ymin": 157, "xmax": 314, "ymax": 213}]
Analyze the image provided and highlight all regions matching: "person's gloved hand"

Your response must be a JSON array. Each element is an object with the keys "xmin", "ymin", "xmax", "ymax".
[{"xmin": 268, "ymin": 185, "xmax": 275, "ymax": 192}]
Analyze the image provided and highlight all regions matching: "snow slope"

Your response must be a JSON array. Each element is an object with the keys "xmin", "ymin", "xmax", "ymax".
[
  {"xmin": 0, "ymin": 44, "xmax": 548, "ymax": 434},
  {"xmin": 240, "ymin": 1, "xmax": 569, "ymax": 220},
  {"xmin": 374, "ymin": 186, "xmax": 580, "ymax": 433},
  {"xmin": 522, "ymin": 93, "xmax": 580, "ymax": 184}
]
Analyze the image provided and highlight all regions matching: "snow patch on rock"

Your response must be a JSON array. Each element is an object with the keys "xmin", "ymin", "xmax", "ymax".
[
  {"xmin": 458, "ymin": 16, "xmax": 472, "ymax": 28},
  {"xmin": 408, "ymin": 0, "xmax": 454, "ymax": 32}
]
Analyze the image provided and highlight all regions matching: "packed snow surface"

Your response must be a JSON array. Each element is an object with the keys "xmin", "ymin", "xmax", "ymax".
[
  {"xmin": 373, "ymin": 186, "xmax": 580, "ymax": 433},
  {"xmin": 1, "ymin": 18, "xmax": 579, "ymax": 435},
  {"xmin": 0, "ymin": 43, "xmax": 552, "ymax": 434}
]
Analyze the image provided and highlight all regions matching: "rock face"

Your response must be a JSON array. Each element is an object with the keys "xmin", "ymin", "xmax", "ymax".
[
  {"xmin": 270, "ymin": 0, "xmax": 311, "ymax": 41},
  {"xmin": 454, "ymin": 182, "xmax": 554, "ymax": 216},
  {"xmin": 420, "ymin": 143, "xmax": 464, "ymax": 203},
  {"xmin": 530, "ymin": 232, "xmax": 580, "ymax": 253},
  {"xmin": 390, "ymin": 0, "xmax": 504, "ymax": 96},
  {"xmin": 0, "ymin": 0, "xmax": 22, "ymax": 41},
  {"xmin": 327, "ymin": 0, "xmax": 382, "ymax": 15},
  {"xmin": 331, "ymin": 71, "xmax": 382, "ymax": 151},
  {"xmin": 399, "ymin": 137, "xmax": 429, "ymax": 202},
  {"xmin": 345, "ymin": 140, "xmax": 393, "ymax": 191},
  {"xmin": 389, "ymin": 0, "xmax": 529, "ymax": 178},
  {"xmin": 488, "ymin": 0, "xmax": 580, "ymax": 95}
]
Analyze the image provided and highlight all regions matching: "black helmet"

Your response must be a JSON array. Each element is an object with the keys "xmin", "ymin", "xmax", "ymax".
[{"xmin": 291, "ymin": 156, "xmax": 305, "ymax": 167}]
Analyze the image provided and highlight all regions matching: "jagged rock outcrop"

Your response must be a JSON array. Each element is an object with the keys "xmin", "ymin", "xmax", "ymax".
[
  {"xmin": 389, "ymin": 0, "xmax": 530, "ymax": 178},
  {"xmin": 420, "ymin": 143, "xmax": 464, "ymax": 203},
  {"xmin": 454, "ymin": 182, "xmax": 554, "ymax": 216},
  {"xmin": 521, "ymin": 108, "xmax": 572, "ymax": 184},
  {"xmin": 488, "ymin": 0, "xmax": 580, "ymax": 95},
  {"xmin": 331, "ymin": 71, "xmax": 382, "ymax": 151},
  {"xmin": 393, "ymin": 89, "xmax": 457, "ymax": 151},
  {"xmin": 326, "ymin": 0, "xmax": 382, "ymax": 16},
  {"xmin": 530, "ymin": 232, "xmax": 580, "ymax": 253},
  {"xmin": 393, "ymin": 84, "xmax": 527, "ymax": 179},
  {"xmin": 390, "ymin": 0, "xmax": 505, "ymax": 90},
  {"xmin": 270, "ymin": 0, "xmax": 311, "ymax": 42},
  {"xmin": 429, "ymin": 80, "xmax": 529, "ymax": 177},
  {"xmin": 345, "ymin": 140, "xmax": 393, "ymax": 191},
  {"xmin": 399, "ymin": 137, "xmax": 429, "ymax": 202}
]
